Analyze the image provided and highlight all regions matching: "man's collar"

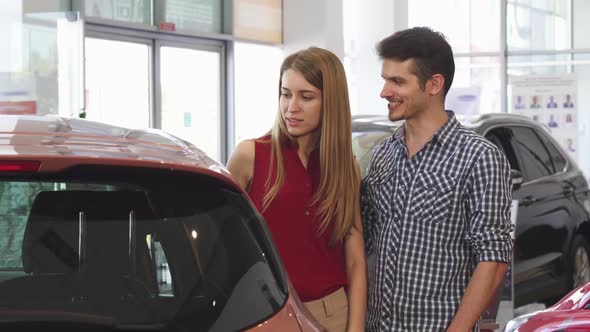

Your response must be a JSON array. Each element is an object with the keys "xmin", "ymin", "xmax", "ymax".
[
  {"xmin": 392, "ymin": 110, "xmax": 460, "ymax": 148},
  {"xmin": 433, "ymin": 111, "xmax": 460, "ymax": 147}
]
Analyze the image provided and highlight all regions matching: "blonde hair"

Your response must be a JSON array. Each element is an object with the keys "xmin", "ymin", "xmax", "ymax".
[{"xmin": 262, "ymin": 47, "xmax": 360, "ymax": 243}]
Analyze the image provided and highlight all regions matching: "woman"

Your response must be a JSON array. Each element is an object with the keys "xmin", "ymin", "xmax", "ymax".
[{"xmin": 227, "ymin": 47, "xmax": 367, "ymax": 331}]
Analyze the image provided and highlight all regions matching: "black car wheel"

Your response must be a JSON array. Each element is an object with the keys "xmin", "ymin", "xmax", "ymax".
[{"xmin": 571, "ymin": 235, "xmax": 590, "ymax": 289}]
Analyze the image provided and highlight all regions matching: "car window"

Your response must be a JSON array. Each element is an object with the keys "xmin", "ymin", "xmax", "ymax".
[
  {"xmin": 0, "ymin": 166, "xmax": 286, "ymax": 331},
  {"xmin": 352, "ymin": 130, "xmax": 392, "ymax": 177},
  {"xmin": 536, "ymin": 130, "xmax": 567, "ymax": 173},
  {"xmin": 510, "ymin": 126, "xmax": 556, "ymax": 181},
  {"xmin": 484, "ymin": 127, "xmax": 521, "ymax": 172}
]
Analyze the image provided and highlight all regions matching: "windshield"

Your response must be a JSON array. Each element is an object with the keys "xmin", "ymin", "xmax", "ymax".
[{"xmin": 0, "ymin": 166, "xmax": 286, "ymax": 331}]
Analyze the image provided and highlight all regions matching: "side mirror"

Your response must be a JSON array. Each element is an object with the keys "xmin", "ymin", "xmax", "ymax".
[{"xmin": 510, "ymin": 169, "xmax": 523, "ymax": 190}]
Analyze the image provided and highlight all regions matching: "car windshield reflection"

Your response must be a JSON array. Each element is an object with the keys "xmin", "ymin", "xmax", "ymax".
[{"xmin": 0, "ymin": 166, "xmax": 286, "ymax": 331}]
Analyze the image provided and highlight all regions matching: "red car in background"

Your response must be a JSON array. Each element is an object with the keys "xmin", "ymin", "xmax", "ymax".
[
  {"xmin": 0, "ymin": 115, "xmax": 323, "ymax": 332},
  {"xmin": 504, "ymin": 281, "xmax": 590, "ymax": 331}
]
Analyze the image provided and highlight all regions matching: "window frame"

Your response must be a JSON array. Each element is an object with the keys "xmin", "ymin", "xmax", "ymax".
[
  {"xmin": 84, "ymin": 23, "xmax": 230, "ymax": 163},
  {"xmin": 483, "ymin": 123, "xmax": 570, "ymax": 185}
]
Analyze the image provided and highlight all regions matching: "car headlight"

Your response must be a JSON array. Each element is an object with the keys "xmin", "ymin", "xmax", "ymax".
[{"xmin": 502, "ymin": 311, "xmax": 540, "ymax": 332}]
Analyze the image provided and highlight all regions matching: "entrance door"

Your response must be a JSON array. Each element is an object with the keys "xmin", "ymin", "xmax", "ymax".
[
  {"xmin": 158, "ymin": 43, "xmax": 222, "ymax": 161},
  {"xmin": 84, "ymin": 37, "xmax": 151, "ymax": 129}
]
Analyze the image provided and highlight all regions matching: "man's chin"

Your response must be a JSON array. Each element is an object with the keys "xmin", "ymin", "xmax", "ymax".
[{"xmin": 388, "ymin": 112, "xmax": 402, "ymax": 122}]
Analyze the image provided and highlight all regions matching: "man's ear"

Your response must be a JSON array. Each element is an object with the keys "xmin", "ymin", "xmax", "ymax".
[{"xmin": 427, "ymin": 74, "xmax": 445, "ymax": 96}]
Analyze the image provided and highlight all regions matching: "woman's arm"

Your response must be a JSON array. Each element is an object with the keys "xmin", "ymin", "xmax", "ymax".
[
  {"xmin": 344, "ymin": 162, "xmax": 368, "ymax": 332},
  {"xmin": 226, "ymin": 140, "xmax": 255, "ymax": 191}
]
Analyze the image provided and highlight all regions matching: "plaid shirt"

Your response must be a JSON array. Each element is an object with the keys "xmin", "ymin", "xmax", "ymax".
[{"xmin": 361, "ymin": 112, "xmax": 513, "ymax": 332}]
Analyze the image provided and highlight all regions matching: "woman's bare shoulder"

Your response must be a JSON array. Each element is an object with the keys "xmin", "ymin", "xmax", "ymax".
[
  {"xmin": 234, "ymin": 139, "xmax": 255, "ymax": 161},
  {"xmin": 226, "ymin": 140, "xmax": 256, "ymax": 190}
]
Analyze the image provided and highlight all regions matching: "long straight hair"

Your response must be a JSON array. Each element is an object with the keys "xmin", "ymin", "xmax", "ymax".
[{"xmin": 262, "ymin": 47, "xmax": 360, "ymax": 243}]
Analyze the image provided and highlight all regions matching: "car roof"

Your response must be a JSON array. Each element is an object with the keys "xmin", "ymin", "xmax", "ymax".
[
  {"xmin": 0, "ymin": 115, "xmax": 231, "ymax": 181},
  {"xmin": 352, "ymin": 113, "xmax": 546, "ymax": 133}
]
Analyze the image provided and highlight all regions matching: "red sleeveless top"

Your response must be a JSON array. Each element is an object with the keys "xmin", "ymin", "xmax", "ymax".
[{"xmin": 247, "ymin": 136, "xmax": 347, "ymax": 302}]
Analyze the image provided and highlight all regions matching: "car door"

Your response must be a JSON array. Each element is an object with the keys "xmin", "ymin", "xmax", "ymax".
[{"xmin": 485, "ymin": 125, "xmax": 569, "ymax": 306}]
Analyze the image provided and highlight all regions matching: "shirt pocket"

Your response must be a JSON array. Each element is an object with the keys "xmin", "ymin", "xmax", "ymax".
[
  {"xmin": 363, "ymin": 166, "xmax": 394, "ymax": 219},
  {"xmin": 411, "ymin": 171, "xmax": 456, "ymax": 223}
]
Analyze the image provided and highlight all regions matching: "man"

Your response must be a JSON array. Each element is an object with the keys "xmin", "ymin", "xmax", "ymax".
[
  {"xmin": 362, "ymin": 27, "xmax": 513, "ymax": 331},
  {"xmin": 530, "ymin": 95, "xmax": 541, "ymax": 109},
  {"xmin": 548, "ymin": 114, "xmax": 558, "ymax": 128},
  {"xmin": 546, "ymin": 96, "xmax": 558, "ymax": 108},
  {"xmin": 563, "ymin": 94, "xmax": 574, "ymax": 108},
  {"xmin": 566, "ymin": 138, "xmax": 575, "ymax": 152},
  {"xmin": 514, "ymin": 95, "xmax": 526, "ymax": 110}
]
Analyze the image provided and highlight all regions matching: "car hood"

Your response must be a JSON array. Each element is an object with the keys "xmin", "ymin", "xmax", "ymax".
[
  {"xmin": 520, "ymin": 282, "xmax": 590, "ymax": 330},
  {"xmin": 524, "ymin": 310, "xmax": 590, "ymax": 330},
  {"xmin": 547, "ymin": 282, "xmax": 590, "ymax": 311}
]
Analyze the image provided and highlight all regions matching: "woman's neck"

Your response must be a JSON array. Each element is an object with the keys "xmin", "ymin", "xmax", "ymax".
[{"xmin": 295, "ymin": 133, "xmax": 319, "ymax": 157}]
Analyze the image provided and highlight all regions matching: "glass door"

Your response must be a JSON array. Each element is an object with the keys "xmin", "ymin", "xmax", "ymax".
[
  {"xmin": 84, "ymin": 37, "xmax": 151, "ymax": 129},
  {"xmin": 0, "ymin": 9, "xmax": 83, "ymax": 117},
  {"xmin": 158, "ymin": 43, "xmax": 222, "ymax": 161}
]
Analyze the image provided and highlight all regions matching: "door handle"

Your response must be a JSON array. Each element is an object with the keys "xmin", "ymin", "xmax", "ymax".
[{"xmin": 521, "ymin": 195, "xmax": 537, "ymax": 206}]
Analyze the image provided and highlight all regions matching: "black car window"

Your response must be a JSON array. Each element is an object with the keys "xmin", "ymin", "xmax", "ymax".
[
  {"xmin": 537, "ymin": 130, "xmax": 567, "ymax": 173},
  {"xmin": 484, "ymin": 127, "xmax": 521, "ymax": 172},
  {"xmin": 510, "ymin": 126, "xmax": 555, "ymax": 181},
  {"xmin": 0, "ymin": 166, "xmax": 287, "ymax": 331}
]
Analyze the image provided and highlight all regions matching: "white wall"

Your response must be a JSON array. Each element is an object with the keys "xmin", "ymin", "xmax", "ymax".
[
  {"xmin": 283, "ymin": 0, "xmax": 345, "ymax": 59},
  {"xmin": 344, "ymin": 0, "xmax": 407, "ymax": 115},
  {"xmin": 282, "ymin": 0, "xmax": 408, "ymax": 116}
]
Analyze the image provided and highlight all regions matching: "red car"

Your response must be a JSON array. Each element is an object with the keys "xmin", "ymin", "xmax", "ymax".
[
  {"xmin": 504, "ymin": 281, "xmax": 590, "ymax": 331},
  {"xmin": 0, "ymin": 115, "xmax": 323, "ymax": 332}
]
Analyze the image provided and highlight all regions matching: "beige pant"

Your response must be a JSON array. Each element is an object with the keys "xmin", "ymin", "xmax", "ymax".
[{"xmin": 304, "ymin": 287, "xmax": 348, "ymax": 332}]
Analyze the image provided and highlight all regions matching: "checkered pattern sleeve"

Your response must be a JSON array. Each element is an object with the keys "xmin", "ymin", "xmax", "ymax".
[
  {"xmin": 361, "ymin": 178, "xmax": 376, "ymax": 255},
  {"xmin": 465, "ymin": 146, "xmax": 514, "ymax": 263}
]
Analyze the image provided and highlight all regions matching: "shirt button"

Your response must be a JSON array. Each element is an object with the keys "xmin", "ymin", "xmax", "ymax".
[
  {"xmin": 305, "ymin": 211, "xmax": 310, "ymax": 216},
  {"xmin": 401, "ymin": 185, "xmax": 406, "ymax": 190}
]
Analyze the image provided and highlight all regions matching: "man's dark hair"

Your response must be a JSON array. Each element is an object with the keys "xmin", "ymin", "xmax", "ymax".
[{"xmin": 376, "ymin": 27, "xmax": 455, "ymax": 96}]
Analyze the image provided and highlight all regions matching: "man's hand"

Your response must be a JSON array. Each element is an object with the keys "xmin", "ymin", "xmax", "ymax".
[{"xmin": 446, "ymin": 261, "xmax": 509, "ymax": 331}]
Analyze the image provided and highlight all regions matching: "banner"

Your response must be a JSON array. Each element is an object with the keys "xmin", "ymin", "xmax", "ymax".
[{"xmin": 510, "ymin": 74, "xmax": 578, "ymax": 160}]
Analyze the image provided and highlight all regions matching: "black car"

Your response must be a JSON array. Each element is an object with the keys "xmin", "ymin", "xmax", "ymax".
[{"xmin": 352, "ymin": 113, "xmax": 590, "ymax": 307}]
